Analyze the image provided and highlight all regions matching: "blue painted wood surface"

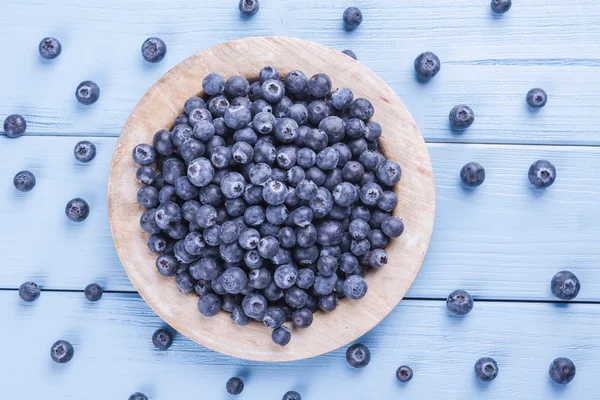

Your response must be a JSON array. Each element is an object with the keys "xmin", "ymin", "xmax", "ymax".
[{"xmin": 1, "ymin": 0, "xmax": 599, "ymax": 399}]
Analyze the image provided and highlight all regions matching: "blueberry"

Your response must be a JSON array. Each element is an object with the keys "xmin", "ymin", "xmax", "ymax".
[
  {"xmin": 193, "ymin": 121, "xmax": 216, "ymax": 143},
  {"xmin": 65, "ymin": 198, "xmax": 90, "ymax": 222},
  {"xmin": 457, "ymin": 161, "xmax": 486, "ymax": 188},
  {"xmin": 241, "ymin": 205, "xmax": 264, "ymax": 227},
  {"xmin": 71, "ymin": 140, "xmax": 97, "ymax": 164},
  {"xmin": 369, "ymin": 209, "xmax": 390, "ymax": 230},
  {"xmin": 211, "ymin": 117, "xmax": 231, "ymax": 137},
  {"xmin": 272, "ymin": 325, "xmax": 292, "ymax": 346},
  {"xmin": 189, "ymin": 258, "xmax": 219, "ymax": 281},
  {"xmin": 140, "ymin": 209, "xmax": 161, "ymax": 234},
  {"xmin": 342, "ymin": 161, "xmax": 364, "ymax": 183},
  {"xmin": 291, "ymin": 307, "xmax": 313, "ymax": 328},
  {"xmin": 3, "ymin": 114, "xmax": 26, "ymax": 138},
  {"xmin": 75, "ymin": 80, "xmax": 100, "ymax": 105},
  {"xmin": 343, "ymin": 275, "xmax": 368, "ymax": 299},
  {"xmin": 189, "ymin": 107, "xmax": 213, "ymax": 126},
  {"xmin": 128, "ymin": 393, "xmax": 148, "ymax": 400},
  {"xmin": 296, "ymin": 224, "xmax": 318, "ymax": 248},
  {"xmin": 261, "ymin": 79, "xmax": 285, "ymax": 104},
  {"xmin": 239, "ymin": 0, "xmax": 259, "ymax": 16},
  {"xmin": 474, "ymin": 357, "xmax": 499, "ymax": 382},
  {"xmin": 251, "ymin": 100, "xmax": 273, "ymax": 117},
  {"xmin": 491, "ymin": 0, "xmax": 512, "ymax": 13},
  {"xmin": 237, "ymin": 228, "xmax": 259, "ymax": 251},
  {"xmin": 261, "ymin": 306, "xmax": 285, "ymax": 328},
  {"xmin": 367, "ymin": 249, "xmax": 387, "ymax": 268},
  {"xmin": 375, "ymin": 160, "xmax": 402, "ymax": 186},
  {"xmin": 290, "ymin": 206, "xmax": 313, "ymax": 227},
  {"xmin": 282, "ymin": 391, "xmax": 301, "ymax": 400},
  {"xmin": 183, "ymin": 232, "xmax": 205, "ymax": 256},
  {"xmin": 526, "ymin": 88, "xmax": 547, "ymax": 108},
  {"xmin": 293, "ymin": 245, "xmax": 320, "ymax": 266},
  {"xmin": 224, "ymin": 76, "xmax": 250, "ymax": 99},
  {"xmin": 136, "ymin": 166, "xmax": 156, "ymax": 186},
  {"xmin": 38, "ymin": 37, "xmax": 62, "ymax": 59},
  {"xmin": 308, "ymin": 73, "xmax": 332, "ymax": 98},
  {"xmin": 147, "ymin": 234, "xmax": 168, "ymax": 254},
  {"xmin": 231, "ymin": 141, "xmax": 254, "ymax": 165},
  {"xmin": 266, "ymin": 204, "xmax": 288, "ymax": 225},
  {"xmin": 446, "ymin": 289, "xmax": 473, "ymax": 315},
  {"xmin": 295, "ymin": 149, "xmax": 315, "ymax": 170},
  {"xmin": 231, "ymin": 305, "xmax": 251, "ymax": 326},
  {"xmin": 192, "ymin": 205, "xmax": 215, "ymax": 229},
  {"xmin": 286, "ymin": 166, "xmax": 305, "ymax": 187},
  {"xmin": 284, "ymin": 189, "xmax": 301, "ymax": 209},
  {"xmin": 274, "ymin": 227, "xmax": 295, "ymax": 249},
  {"xmin": 358, "ymin": 150, "xmax": 378, "ymax": 171},
  {"xmin": 152, "ymin": 174, "xmax": 167, "ymax": 190},
  {"xmin": 331, "ymin": 182, "xmax": 357, "ymax": 207},
  {"xmin": 295, "ymin": 268, "xmax": 316, "ymax": 289},
  {"xmin": 141, "ymin": 37, "xmax": 167, "ymax": 63},
  {"xmin": 253, "ymin": 142, "xmax": 277, "ymax": 167},
  {"xmin": 285, "ymin": 286, "xmax": 308, "ymax": 309},
  {"xmin": 551, "ymin": 270, "xmax": 580, "ymax": 300},
  {"xmin": 315, "ymin": 293, "xmax": 337, "ymax": 312},
  {"xmin": 340, "ymin": 253, "xmax": 359, "ymax": 274},
  {"xmin": 156, "ymin": 253, "xmax": 179, "ymax": 276},
  {"xmin": 152, "ymin": 328, "xmax": 173, "ymax": 350},
  {"xmin": 350, "ymin": 238, "xmax": 370, "ymax": 256},
  {"xmin": 378, "ymin": 191, "xmax": 398, "ymax": 212},
  {"xmin": 184, "ymin": 97, "xmax": 207, "ymax": 115},
  {"xmin": 317, "ymin": 255, "xmax": 339, "ymax": 277},
  {"xmin": 201, "ymin": 225, "xmax": 221, "ymax": 248},
  {"xmin": 360, "ymin": 182, "xmax": 383, "ymax": 206},
  {"xmin": 220, "ymin": 171, "xmax": 246, "ymax": 199},
  {"xmin": 310, "ymin": 187, "xmax": 334, "ymax": 219},
  {"xmin": 174, "ymin": 240, "xmax": 197, "ymax": 264},
  {"xmin": 233, "ymin": 127, "xmax": 258, "ymax": 146},
  {"xmin": 50, "ymin": 340, "xmax": 74, "ymax": 363},
  {"xmin": 274, "ymin": 96, "xmax": 294, "ymax": 118},
  {"xmin": 256, "ymin": 66, "xmax": 279, "ymax": 83},
  {"xmin": 257, "ymin": 236, "xmax": 279, "ymax": 259},
  {"xmin": 274, "ymin": 118, "xmax": 299, "ymax": 144},
  {"xmin": 414, "ymin": 52, "xmax": 441, "ymax": 79},
  {"xmin": 396, "ymin": 365, "xmax": 413, "ymax": 382},
  {"xmin": 345, "ymin": 118, "xmax": 366, "ymax": 140},
  {"xmin": 132, "ymin": 144, "xmax": 156, "ymax": 166},
  {"xmin": 171, "ymin": 124, "xmax": 194, "ymax": 148},
  {"xmin": 351, "ymin": 204, "xmax": 371, "ymax": 222},
  {"xmin": 277, "ymin": 146, "xmax": 298, "ymax": 170},
  {"xmin": 307, "ymin": 101, "xmax": 331, "ymax": 126},
  {"xmin": 182, "ymin": 201, "xmax": 203, "ymax": 224},
  {"xmin": 346, "ymin": 343, "xmax": 370, "ymax": 368},
  {"xmin": 246, "ymin": 267, "xmax": 270, "ymax": 290},
  {"xmin": 343, "ymin": 6, "xmax": 363, "ymax": 30},
  {"xmin": 549, "ymin": 357, "xmax": 576, "ymax": 384},
  {"xmin": 220, "ymin": 293, "xmax": 242, "ymax": 313},
  {"xmin": 287, "ymin": 104, "xmax": 309, "ymax": 125},
  {"xmin": 202, "ymin": 73, "xmax": 225, "ymax": 96},
  {"xmin": 274, "ymin": 264, "xmax": 298, "ymax": 289},
  {"xmin": 364, "ymin": 121, "xmax": 382, "ymax": 142},
  {"xmin": 226, "ymin": 198, "xmax": 247, "ymax": 217},
  {"xmin": 248, "ymin": 80, "xmax": 264, "ymax": 101},
  {"xmin": 83, "ymin": 283, "xmax": 103, "ymax": 302},
  {"xmin": 13, "ymin": 170, "xmax": 36, "ymax": 192},
  {"xmin": 449, "ymin": 105, "xmax": 475, "ymax": 130},
  {"xmin": 207, "ymin": 95, "xmax": 230, "ymax": 119},
  {"xmin": 209, "ymin": 146, "xmax": 232, "ymax": 169},
  {"xmin": 349, "ymin": 219, "xmax": 370, "ymax": 240},
  {"xmin": 348, "ymin": 138, "xmax": 368, "ymax": 159},
  {"xmin": 19, "ymin": 281, "xmax": 41, "ymax": 302},
  {"xmin": 342, "ymin": 49, "xmax": 357, "ymax": 60},
  {"xmin": 315, "ymin": 147, "xmax": 340, "ymax": 171},
  {"xmin": 167, "ymin": 220, "xmax": 189, "ymax": 240},
  {"xmin": 173, "ymin": 176, "xmax": 198, "ymax": 201},
  {"xmin": 296, "ymin": 179, "xmax": 319, "ymax": 200},
  {"xmin": 349, "ymin": 98, "xmax": 373, "ymax": 121},
  {"xmin": 313, "ymin": 273, "xmax": 337, "ymax": 295},
  {"xmin": 242, "ymin": 291, "xmax": 268, "ymax": 319},
  {"xmin": 197, "ymin": 293, "xmax": 222, "ymax": 317},
  {"xmin": 220, "ymin": 267, "xmax": 247, "ymax": 294},
  {"xmin": 263, "ymin": 180, "xmax": 289, "ymax": 205},
  {"xmin": 528, "ymin": 160, "xmax": 556, "ymax": 188}
]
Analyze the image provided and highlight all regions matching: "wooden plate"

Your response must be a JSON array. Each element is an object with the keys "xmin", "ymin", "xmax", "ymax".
[{"xmin": 108, "ymin": 36, "xmax": 435, "ymax": 362}]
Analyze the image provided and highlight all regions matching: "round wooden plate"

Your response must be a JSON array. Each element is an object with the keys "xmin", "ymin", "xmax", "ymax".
[{"xmin": 108, "ymin": 36, "xmax": 435, "ymax": 362}]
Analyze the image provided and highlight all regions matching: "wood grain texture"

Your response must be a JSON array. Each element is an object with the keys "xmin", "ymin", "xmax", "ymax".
[
  {"xmin": 107, "ymin": 36, "xmax": 435, "ymax": 361},
  {"xmin": 1, "ymin": 0, "xmax": 599, "ymax": 144},
  {"xmin": 2, "ymin": 138, "xmax": 599, "ymax": 301},
  {"xmin": 3, "ymin": 291, "xmax": 599, "ymax": 399}
]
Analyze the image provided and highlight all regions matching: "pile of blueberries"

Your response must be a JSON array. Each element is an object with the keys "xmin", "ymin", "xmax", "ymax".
[{"xmin": 133, "ymin": 65, "xmax": 405, "ymax": 346}]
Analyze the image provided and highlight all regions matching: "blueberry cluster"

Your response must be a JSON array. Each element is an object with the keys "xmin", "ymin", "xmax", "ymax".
[{"xmin": 132, "ymin": 66, "xmax": 404, "ymax": 345}]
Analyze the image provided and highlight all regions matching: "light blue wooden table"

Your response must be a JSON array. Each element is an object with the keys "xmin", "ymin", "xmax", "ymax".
[{"xmin": 2, "ymin": 1, "xmax": 599, "ymax": 398}]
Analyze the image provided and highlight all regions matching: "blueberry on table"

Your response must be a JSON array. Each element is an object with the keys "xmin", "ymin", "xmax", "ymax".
[
  {"xmin": 13, "ymin": 170, "xmax": 36, "ymax": 192},
  {"xmin": 343, "ymin": 275, "xmax": 368, "ymax": 299},
  {"xmin": 342, "ymin": 49, "xmax": 357, "ymax": 60},
  {"xmin": 491, "ymin": 0, "xmax": 512, "ymax": 13},
  {"xmin": 226, "ymin": 376, "xmax": 244, "ymax": 396},
  {"xmin": 528, "ymin": 159, "xmax": 556, "ymax": 188},
  {"xmin": 3, "ymin": 114, "xmax": 26, "ymax": 138},
  {"xmin": 84, "ymin": 283, "xmax": 103, "ymax": 302},
  {"xmin": 414, "ymin": 52, "xmax": 441, "ymax": 79},
  {"xmin": 50, "ymin": 340, "xmax": 74, "ymax": 363},
  {"xmin": 551, "ymin": 270, "xmax": 581, "ymax": 300},
  {"xmin": 202, "ymin": 73, "xmax": 225, "ymax": 96},
  {"xmin": 239, "ymin": 0, "xmax": 259, "ymax": 16},
  {"xmin": 292, "ymin": 307, "xmax": 313, "ymax": 328},
  {"xmin": 71, "ymin": 140, "xmax": 97, "ymax": 163},
  {"xmin": 446, "ymin": 289, "xmax": 473, "ymax": 315},
  {"xmin": 75, "ymin": 80, "xmax": 100, "ymax": 105},
  {"xmin": 285, "ymin": 70, "xmax": 308, "ymax": 95},
  {"xmin": 282, "ymin": 391, "xmax": 301, "ymax": 400},
  {"xmin": 308, "ymin": 73, "xmax": 332, "ymax": 99},
  {"xmin": 474, "ymin": 357, "xmax": 499, "ymax": 381},
  {"xmin": 38, "ymin": 37, "xmax": 62, "ymax": 59},
  {"xmin": 198, "ymin": 293, "xmax": 223, "ymax": 317},
  {"xmin": 141, "ymin": 37, "xmax": 167, "ymax": 63},
  {"xmin": 128, "ymin": 393, "xmax": 148, "ymax": 400},
  {"xmin": 396, "ymin": 365, "xmax": 413, "ymax": 382},
  {"xmin": 449, "ymin": 105, "xmax": 474, "ymax": 130},
  {"xmin": 346, "ymin": 343, "xmax": 371, "ymax": 368},
  {"xmin": 65, "ymin": 198, "xmax": 90, "ymax": 222},
  {"xmin": 549, "ymin": 357, "xmax": 576, "ymax": 384},
  {"xmin": 381, "ymin": 216, "xmax": 404, "ymax": 238},
  {"xmin": 343, "ymin": 6, "xmax": 363, "ymax": 30},
  {"xmin": 526, "ymin": 88, "xmax": 547, "ymax": 108},
  {"xmin": 152, "ymin": 328, "xmax": 173, "ymax": 350},
  {"xmin": 272, "ymin": 325, "xmax": 292, "ymax": 346},
  {"xmin": 19, "ymin": 281, "xmax": 41, "ymax": 302},
  {"xmin": 460, "ymin": 162, "xmax": 485, "ymax": 188}
]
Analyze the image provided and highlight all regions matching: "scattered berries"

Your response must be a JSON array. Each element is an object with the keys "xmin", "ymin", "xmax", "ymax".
[{"xmin": 346, "ymin": 343, "xmax": 371, "ymax": 368}]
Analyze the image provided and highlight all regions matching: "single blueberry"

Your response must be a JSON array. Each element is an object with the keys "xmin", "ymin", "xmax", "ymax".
[
  {"xmin": 262, "ymin": 79, "xmax": 286, "ymax": 104},
  {"xmin": 449, "ymin": 105, "xmax": 475, "ymax": 130},
  {"xmin": 263, "ymin": 306, "xmax": 286, "ymax": 328},
  {"xmin": 242, "ymin": 292, "xmax": 268, "ymax": 319},
  {"xmin": 272, "ymin": 325, "xmax": 292, "ymax": 346},
  {"xmin": 128, "ymin": 393, "xmax": 148, "ymax": 400},
  {"xmin": 84, "ymin": 283, "xmax": 103, "ymax": 302},
  {"xmin": 308, "ymin": 73, "xmax": 332, "ymax": 98},
  {"xmin": 274, "ymin": 96, "xmax": 294, "ymax": 118},
  {"xmin": 50, "ymin": 340, "xmax": 74, "ymax": 363},
  {"xmin": 307, "ymin": 101, "xmax": 331, "ymax": 126},
  {"xmin": 19, "ymin": 281, "xmax": 41, "ymax": 302},
  {"xmin": 359, "ymin": 182, "xmax": 383, "ymax": 206},
  {"xmin": 208, "ymin": 95, "xmax": 230, "ymax": 119},
  {"xmin": 292, "ymin": 307, "xmax": 313, "ymax": 328},
  {"xmin": 202, "ymin": 73, "xmax": 225, "ymax": 96},
  {"xmin": 296, "ymin": 224, "xmax": 318, "ymax": 248},
  {"xmin": 198, "ymin": 293, "xmax": 223, "ymax": 317},
  {"xmin": 474, "ymin": 357, "xmax": 499, "ymax": 381},
  {"xmin": 274, "ymin": 264, "xmax": 298, "ymax": 289},
  {"xmin": 263, "ymin": 180, "xmax": 289, "ymax": 205},
  {"xmin": 239, "ymin": 0, "xmax": 259, "ymax": 16},
  {"xmin": 342, "ymin": 49, "xmax": 357, "ymax": 60},
  {"xmin": 141, "ymin": 37, "xmax": 167, "ymax": 63},
  {"xmin": 551, "ymin": 270, "xmax": 581, "ymax": 300},
  {"xmin": 287, "ymin": 104, "xmax": 309, "ymax": 125},
  {"xmin": 220, "ymin": 267, "xmax": 248, "ymax": 294},
  {"xmin": 446, "ymin": 289, "xmax": 474, "ymax": 315},
  {"xmin": 317, "ymin": 255, "xmax": 338, "ymax": 276},
  {"xmin": 549, "ymin": 357, "xmax": 576, "ymax": 384},
  {"xmin": 65, "ymin": 198, "xmax": 90, "ymax": 222},
  {"xmin": 528, "ymin": 159, "xmax": 556, "ymax": 188},
  {"xmin": 282, "ymin": 391, "xmax": 301, "ymax": 400},
  {"xmin": 140, "ymin": 209, "xmax": 161, "ymax": 234},
  {"xmin": 225, "ymin": 76, "xmax": 250, "ymax": 98},
  {"xmin": 313, "ymin": 273, "xmax": 337, "ymax": 295},
  {"xmin": 259, "ymin": 66, "xmax": 280, "ymax": 82},
  {"xmin": 73, "ymin": 140, "xmax": 96, "ymax": 163},
  {"xmin": 231, "ymin": 305, "xmax": 251, "ymax": 326},
  {"xmin": 460, "ymin": 162, "xmax": 486, "ymax": 188},
  {"xmin": 38, "ymin": 37, "xmax": 62, "ymax": 59},
  {"xmin": 293, "ymin": 245, "xmax": 319, "ymax": 266},
  {"xmin": 414, "ymin": 52, "xmax": 441, "ymax": 79},
  {"xmin": 132, "ymin": 143, "xmax": 156, "ymax": 166},
  {"xmin": 378, "ymin": 191, "xmax": 398, "ymax": 212},
  {"xmin": 184, "ymin": 97, "xmax": 207, "ymax": 115},
  {"xmin": 286, "ymin": 165, "xmax": 306, "ymax": 187},
  {"xmin": 331, "ymin": 88, "xmax": 355, "ymax": 111},
  {"xmin": 171, "ymin": 124, "xmax": 194, "ymax": 148},
  {"xmin": 3, "ymin": 114, "xmax": 27, "ymax": 138},
  {"xmin": 349, "ymin": 98, "xmax": 374, "ymax": 121},
  {"xmin": 136, "ymin": 166, "xmax": 156, "ymax": 185},
  {"xmin": 526, "ymin": 88, "xmax": 547, "ymax": 108},
  {"xmin": 75, "ymin": 80, "xmax": 100, "ymax": 105},
  {"xmin": 375, "ymin": 160, "xmax": 402, "ymax": 186},
  {"xmin": 491, "ymin": 0, "xmax": 512, "ymax": 13},
  {"xmin": 365, "ymin": 121, "xmax": 382, "ymax": 142},
  {"xmin": 152, "ymin": 328, "xmax": 173, "ymax": 350},
  {"xmin": 233, "ymin": 126, "xmax": 258, "ymax": 145},
  {"xmin": 13, "ymin": 170, "xmax": 36, "ymax": 192},
  {"xmin": 346, "ymin": 343, "xmax": 370, "ymax": 368},
  {"xmin": 396, "ymin": 365, "xmax": 414, "ymax": 382},
  {"xmin": 349, "ymin": 219, "xmax": 370, "ymax": 240},
  {"xmin": 343, "ymin": 275, "xmax": 368, "ymax": 299},
  {"xmin": 176, "ymin": 273, "xmax": 196, "ymax": 292},
  {"xmin": 232, "ymin": 141, "xmax": 254, "ymax": 164},
  {"xmin": 285, "ymin": 70, "xmax": 308, "ymax": 95},
  {"xmin": 188, "ymin": 107, "xmax": 213, "ymax": 126},
  {"xmin": 368, "ymin": 249, "xmax": 388, "ymax": 268},
  {"xmin": 343, "ymin": 6, "xmax": 363, "ymax": 30}
]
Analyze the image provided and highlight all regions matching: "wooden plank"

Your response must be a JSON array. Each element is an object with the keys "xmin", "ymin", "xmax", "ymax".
[
  {"xmin": 2, "ymin": 291, "xmax": 599, "ymax": 399},
  {"xmin": 1, "ymin": 137, "xmax": 599, "ymax": 301},
  {"xmin": 0, "ymin": 0, "xmax": 599, "ymax": 143}
]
